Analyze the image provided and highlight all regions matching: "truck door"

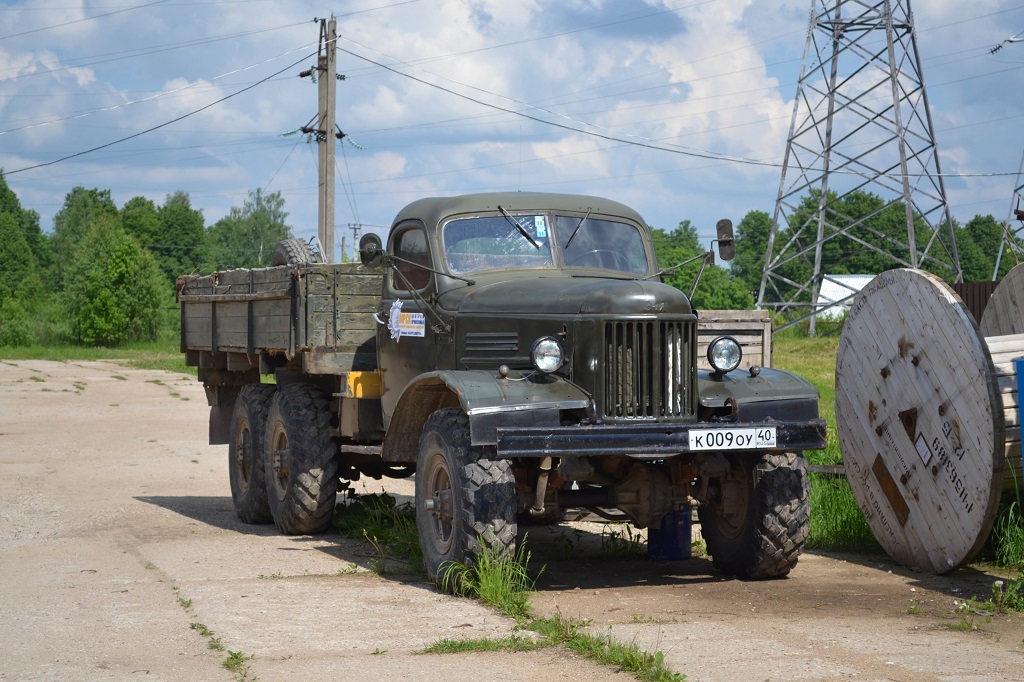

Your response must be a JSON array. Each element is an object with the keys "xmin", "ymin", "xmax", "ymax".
[{"xmin": 377, "ymin": 222, "xmax": 441, "ymax": 428}]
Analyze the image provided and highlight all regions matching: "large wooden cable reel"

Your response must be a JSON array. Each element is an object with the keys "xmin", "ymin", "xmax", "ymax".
[{"xmin": 836, "ymin": 269, "xmax": 1006, "ymax": 573}]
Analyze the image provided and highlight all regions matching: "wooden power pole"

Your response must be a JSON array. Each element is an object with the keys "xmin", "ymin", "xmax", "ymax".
[
  {"xmin": 318, "ymin": 18, "xmax": 337, "ymax": 263},
  {"xmin": 300, "ymin": 19, "xmax": 338, "ymax": 262}
]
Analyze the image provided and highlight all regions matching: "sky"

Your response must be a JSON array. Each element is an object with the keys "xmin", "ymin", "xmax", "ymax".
[{"xmin": 2, "ymin": 0, "xmax": 1024, "ymax": 263}]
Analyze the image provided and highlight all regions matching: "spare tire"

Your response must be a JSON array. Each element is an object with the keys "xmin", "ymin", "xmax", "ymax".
[{"xmin": 272, "ymin": 238, "xmax": 319, "ymax": 266}]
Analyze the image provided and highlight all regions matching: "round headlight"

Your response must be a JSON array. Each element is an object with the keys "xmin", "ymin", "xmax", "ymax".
[
  {"xmin": 531, "ymin": 336, "xmax": 564, "ymax": 374},
  {"xmin": 707, "ymin": 336, "xmax": 742, "ymax": 374}
]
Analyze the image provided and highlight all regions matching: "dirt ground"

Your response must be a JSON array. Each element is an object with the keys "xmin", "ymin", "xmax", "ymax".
[{"xmin": 1, "ymin": 359, "xmax": 1023, "ymax": 681}]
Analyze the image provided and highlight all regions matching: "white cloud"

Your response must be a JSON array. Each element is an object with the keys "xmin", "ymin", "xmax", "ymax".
[{"xmin": 0, "ymin": 0, "xmax": 1022, "ymax": 261}]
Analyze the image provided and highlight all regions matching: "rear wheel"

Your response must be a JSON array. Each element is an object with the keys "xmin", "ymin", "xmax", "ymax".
[
  {"xmin": 264, "ymin": 383, "xmax": 339, "ymax": 534},
  {"xmin": 228, "ymin": 384, "xmax": 276, "ymax": 524},
  {"xmin": 698, "ymin": 452, "xmax": 809, "ymax": 578},
  {"xmin": 416, "ymin": 408, "xmax": 517, "ymax": 583}
]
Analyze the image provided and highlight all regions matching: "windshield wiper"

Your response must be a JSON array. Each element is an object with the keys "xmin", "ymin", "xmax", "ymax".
[
  {"xmin": 564, "ymin": 208, "xmax": 592, "ymax": 249},
  {"xmin": 497, "ymin": 205, "xmax": 540, "ymax": 250}
]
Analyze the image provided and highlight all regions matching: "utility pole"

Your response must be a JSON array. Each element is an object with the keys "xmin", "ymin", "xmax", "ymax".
[
  {"xmin": 348, "ymin": 223, "xmax": 361, "ymax": 261},
  {"xmin": 299, "ymin": 18, "xmax": 338, "ymax": 263}
]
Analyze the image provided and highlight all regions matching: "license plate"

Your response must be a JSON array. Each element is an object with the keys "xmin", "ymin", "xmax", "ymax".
[{"xmin": 690, "ymin": 427, "xmax": 777, "ymax": 451}]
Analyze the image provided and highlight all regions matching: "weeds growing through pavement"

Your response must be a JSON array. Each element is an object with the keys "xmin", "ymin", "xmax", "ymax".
[{"xmin": 440, "ymin": 537, "xmax": 539, "ymax": 620}]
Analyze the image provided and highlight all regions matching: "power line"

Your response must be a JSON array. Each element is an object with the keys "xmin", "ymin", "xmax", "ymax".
[
  {"xmin": 4, "ymin": 52, "xmax": 315, "ymax": 175},
  {"xmin": 0, "ymin": 43, "xmax": 319, "ymax": 136},
  {"xmin": 0, "ymin": 0, "xmax": 172, "ymax": 41}
]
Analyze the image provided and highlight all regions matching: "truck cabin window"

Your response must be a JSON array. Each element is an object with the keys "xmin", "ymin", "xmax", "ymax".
[
  {"xmin": 443, "ymin": 215, "xmax": 555, "ymax": 274},
  {"xmin": 443, "ymin": 213, "xmax": 649, "ymax": 276},
  {"xmin": 392, "ymin": 227, "xmax": 432, "ymax": 291},
  {"xmin": 555, "ymin": 215, "xmax": 649, "ymax": 275}
]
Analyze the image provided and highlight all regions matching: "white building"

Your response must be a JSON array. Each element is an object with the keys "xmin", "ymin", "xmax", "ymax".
[{"xmin": 816, "ymin": 274, "xmax": 875, "ymax": 320}]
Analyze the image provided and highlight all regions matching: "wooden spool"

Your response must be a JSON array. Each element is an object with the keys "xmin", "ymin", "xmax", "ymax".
[
  {"xmin": 981, "ymin": 262, "xmax": 1024, "ymax": 492},
  {"xmin": 836, "ymin": 269, "xmax": 1006, "ymax": 573}
]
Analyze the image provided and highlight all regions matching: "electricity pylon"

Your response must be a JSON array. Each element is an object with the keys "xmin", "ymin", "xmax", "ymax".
[{"xmin": 757, "ymin": 0, "xmax": 961, "ymax": 333}]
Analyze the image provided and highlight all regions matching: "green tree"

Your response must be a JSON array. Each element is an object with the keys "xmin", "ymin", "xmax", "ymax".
[
  {"xmin": 732, "ymin": 209, "xmax": 772, "ymax": 297},
  {"xmin": 155, "ymin": 191, "xmax": 205, "ymax": 283},
  {"xmin": 49, "ymin": 187, "xmax": 119, "ymax": 289},
  {"xmin": 0, "ymin": 171, "xmax": 47, "ymax": 270},
  {"xmin": 0, "ymin": 212, "xmax": 38, "ymax": 306},
  {"xmin": 651, "ymin": 221, "xmax": 753, "ymax": 310},
  {"xmin": 204, "ymin": 189, "xmax": 292, "ymax": 270},
  {"xmin": 121, "ymin": 196, "xmax": 161, "ymax": 249},
  {"xmin": 955, "ymin": 214, "xmax": 1017, "ymax": 282},
  {"xmin": 66, "ymin": 215, "xmax": 168, "ymax": 346}
]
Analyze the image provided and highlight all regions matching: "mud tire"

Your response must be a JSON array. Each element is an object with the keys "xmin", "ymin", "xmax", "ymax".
[
  {"xmin": 416, "ymin": 408, "xmax": 517, "ymax": 583},
  {"xmin": 698, "ymin": 452, "xmax": 809, "ymax": 579},
  {"xmin": 264, "ymin": 383, "xmax": 339, "ymax": 535},
  {"xmin": 228, "ymin": 383, "xmax": 276, "ymax": 524},
  {"xmin": 271, "ymin": 238, "xmax": 319, "ymax": 266}
]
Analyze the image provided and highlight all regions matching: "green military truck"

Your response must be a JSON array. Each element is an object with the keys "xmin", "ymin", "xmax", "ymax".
[{"xmin": 177, "ymin": 192, "xmax": 826, "ymax": 581}]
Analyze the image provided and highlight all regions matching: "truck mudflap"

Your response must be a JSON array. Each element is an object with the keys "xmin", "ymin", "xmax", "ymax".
[{"xmin": 494, "ymin": 418, "xmax": 827, "ymax": 459}]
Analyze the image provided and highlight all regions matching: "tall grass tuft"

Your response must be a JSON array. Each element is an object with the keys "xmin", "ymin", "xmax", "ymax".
[
  {"xmin": 806, "ymin": 472, "xmax": 880, "ymax": 552},
  {"xmin": 440, "ymin": 538, "xmax": 539, "ymax": 620},
  {"xmin": 990, "ymin": 497, "xmax": 1024, "ymax": 571}
]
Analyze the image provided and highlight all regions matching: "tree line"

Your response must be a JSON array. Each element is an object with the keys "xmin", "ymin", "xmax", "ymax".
[
  {"xmin": 0, "ymin": 174, "xmax": 292, "ymax": 346},
  {"xmin": 656, "ymin": 190, "xmax": 1020, "ymax": 312},
  {"xmin": 0, "ymin": 171, "xmax": 1015, "ymax": 347}
]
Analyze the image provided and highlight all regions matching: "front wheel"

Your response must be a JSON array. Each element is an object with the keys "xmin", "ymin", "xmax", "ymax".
[
  {"xmin": 698, "ymin": 452, "xmax": 809, "ymax": 578},
  {"xmin": 416, "ymin": 408, "xmax": 517, "ymax": 583},
  {"xmin": 264, "ymin": 383, "xmax": 339, "ymax": 535}
]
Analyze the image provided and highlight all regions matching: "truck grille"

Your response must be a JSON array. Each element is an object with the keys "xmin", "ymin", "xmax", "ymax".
[{"xmin": 603, "ymin": 320, "xmax": 695, "ymax": 421}]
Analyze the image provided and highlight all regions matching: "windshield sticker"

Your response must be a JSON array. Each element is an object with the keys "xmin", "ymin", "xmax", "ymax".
[
  {"xmin": 535, "ymin": 216, "xmax": 547, "ymax": 238},
  {"xmin": 387, "ymin": 300, "xmax": 425, "ymax": 341}
]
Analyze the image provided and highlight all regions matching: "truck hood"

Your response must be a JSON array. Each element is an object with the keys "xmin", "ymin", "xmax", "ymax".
[{"xmin": 439, "ymin": 275, "xmax": 693, "ymax": 316}]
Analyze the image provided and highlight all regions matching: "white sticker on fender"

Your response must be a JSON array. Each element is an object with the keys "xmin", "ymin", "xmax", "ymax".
[{"xmin": 387, "ymin": 300, "xmax": 425, "ymax": 341}]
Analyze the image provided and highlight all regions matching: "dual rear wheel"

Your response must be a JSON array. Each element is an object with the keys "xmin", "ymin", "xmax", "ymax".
[{"xmin": 228, "ymin": 382, "xmax": 339, "ymax": 535}]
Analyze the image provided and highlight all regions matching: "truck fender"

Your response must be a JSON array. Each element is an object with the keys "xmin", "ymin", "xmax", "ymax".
[
  {"xmin": 381, "ymin": 370, "xmax": 591, "ymax": 463},
  {"xmin": 698, "ymin": 367, "xmax": 821, "ymax": 422}
]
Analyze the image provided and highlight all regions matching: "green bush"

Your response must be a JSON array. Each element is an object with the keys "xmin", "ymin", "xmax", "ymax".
[{"xmin": 0, "ymin": 299, "xmax": 34, "ymax": 346}]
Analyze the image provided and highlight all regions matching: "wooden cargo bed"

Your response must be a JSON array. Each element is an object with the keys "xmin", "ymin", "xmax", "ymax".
[{"xmin": 177, "ymin": 262, "xmax": 383, "ymax": 373}]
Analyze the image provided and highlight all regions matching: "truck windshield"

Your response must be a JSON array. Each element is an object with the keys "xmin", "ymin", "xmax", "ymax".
[
  {"xmin": 443, "ymin": 213, "xmax": 650, "ymax": 276},
  {"xmin": 554, "ymin": 215, "xmax": 649, "ymax": 275},
  {"xmin": 443, "ymin": 215, "xmax": 555, "ymax": 274}
]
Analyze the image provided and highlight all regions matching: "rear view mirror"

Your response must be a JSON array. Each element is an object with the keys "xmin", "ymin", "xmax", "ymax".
[
  {"xmin": 359, "ymin": 233, "xmax": 384, "ymax": 268},
  {"xmin": 716, "ymin": 219, "xmax": 735, "ymax": 262}
]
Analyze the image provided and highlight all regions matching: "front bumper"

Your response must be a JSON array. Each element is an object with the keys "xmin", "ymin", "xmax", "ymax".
[{"xmin": 494, "ymin": 419, "xmax": 827, "ymax": 459}]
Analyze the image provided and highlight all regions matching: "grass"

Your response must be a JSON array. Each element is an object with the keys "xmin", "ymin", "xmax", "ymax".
[
  {"xmin": 332, "ymin": 489, "xmax": 422, "ymax": 574},
  {"xmin": 773, "ymin": 336, "xmax": 883, "ymax": 551},
  {"xmin": 601, "ymin": 523, "xmax": 647, "ymax": 557},
  {"xmin": 422, "ymin": 613, "xmax": 684, "ymax": 681},
  {"xmin": 529, "ymin": 615, "xmax": 683, "ymax": 682},
  {"xmin": 430, "ymin": 536, "xmax": 685, "ymax": 681},
  {"xmin": 440, "ymin": 538, "xmax": 539, "ymax": 620},
  {"xmin": 0, "ymin": 340, "xmax": 193, "ymax": 374},
  {"xmin": 223, "ymin": 650, "xmax": 256, "ymax": 680},
  {"xmin": 421, "ymin": 634, "xmax": 539, "ymax": 654},
  {"xmin": 990, "ymin": 497, "xmax": 1024, "ymax": 570}
]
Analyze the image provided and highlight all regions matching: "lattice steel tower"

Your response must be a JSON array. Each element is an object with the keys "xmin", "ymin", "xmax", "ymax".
[
  {"xmin": 993, "ymin": 151, "xmax": 1024, "ymax": 279},
  {"xmin": 757, "ymin": 0, "xmax": 960, "ymax": 333}
]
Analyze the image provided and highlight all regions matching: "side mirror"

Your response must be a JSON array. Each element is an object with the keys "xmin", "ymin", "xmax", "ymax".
[
  {"xmin": 716, "ymin": 218, "xmax": 735, "ymax": 262},
  {"xmin": 359, "ymin": 233, "xmax": 384, "ymax": 268}
]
